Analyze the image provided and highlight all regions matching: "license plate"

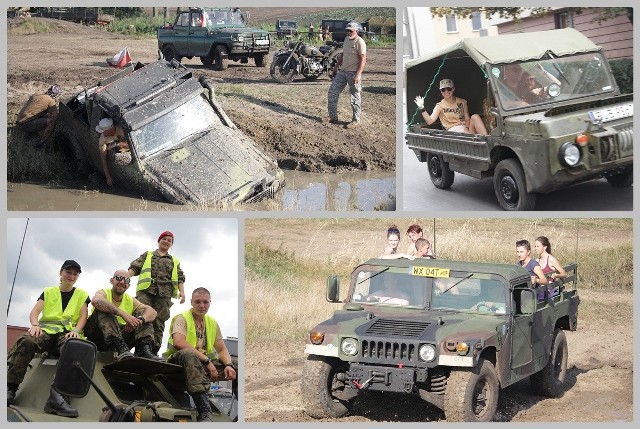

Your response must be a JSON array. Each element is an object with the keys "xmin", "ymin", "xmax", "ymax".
[
  {"xmin": 410, "ymin": 266, "xmax": 450, "ymax": 278},
  {"xmin": 255, "ymin": 39, "xmax": 269, "ymax": 45}
]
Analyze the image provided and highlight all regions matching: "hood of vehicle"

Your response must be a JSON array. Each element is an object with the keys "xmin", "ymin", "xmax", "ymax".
[
  {"xmin": 142, "ymin": 127, "xmax": 281, "ymax": 205},
  {"xmin": 212, "ymin": 27, "xmax": 269, "ymax": 36}
]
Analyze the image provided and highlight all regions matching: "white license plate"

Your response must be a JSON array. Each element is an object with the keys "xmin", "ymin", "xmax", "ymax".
[{"xmin": 255, "ymin": 40, "xmax": 269, "ymax": 45}]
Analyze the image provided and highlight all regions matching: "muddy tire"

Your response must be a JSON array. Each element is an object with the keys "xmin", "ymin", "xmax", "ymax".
[
  {"xmin": 162, "ymin": 44, "xmax": 181, "ymax": 63},
  {"xmin": 530, "ymin": 329, "xmax": 568, "ymax": 397},
  {"xmin": 200, "ymin": 53, "xmax": 214, "ymax": 67},
  {"xmin": 270, "ymin": 55, "xmax": 297, "ymax": 83},
  {"xmin": 606, "ymin": 169, "xmax": 633, "ymax": 187},
  {"xmin": 493, "ymin": 158, "xmax": 535, "ymax": 211},
  {"xmin": 301, "ymin": 355, "xmax": 354, "ymax": 418},
  {"xmin": 444, "ymin": 358, "xmax": 499, "ymax": 422},
  {"xmin": 52, "ymin": 130, "xmax": 91, "ymax": 176},
  {"xmin": 254, "ymin": 53, "xmax": 267, "ymax": 67},
  {"xmin": 113, "ymin": 151, "xmax": 132, "ymax": 166},
  {"xmin": 428, "ymin": 153, "xmax": 454, "ymax": 189},
  {"xmin": 214, "ymin": 45, "xmax": 228, "ymax": 71}
]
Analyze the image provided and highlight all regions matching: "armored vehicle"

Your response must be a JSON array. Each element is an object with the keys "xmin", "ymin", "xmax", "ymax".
[
  {"xmin": 302, "ymin": 257, "xmax": 579, "ymax": 422},
  {"xmin": 157, "ymin": 7, "xmax": 271, "ymax": 70},
  {"xmin": 275, "ymin": 19, "xmax": 298, "ymax": 38},
  {"xmin": 405, "ymin": 28, "xmax": 633, "ymax": 210},
  {"xmin": 54, "ymin": 59, "xmax": 284, "ymax": 206},
  {"xmin": 7, "ymin": 339, "xmax": 235, "ymax": 422}
]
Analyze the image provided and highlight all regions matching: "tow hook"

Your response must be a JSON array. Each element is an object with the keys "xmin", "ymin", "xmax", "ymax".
[{"xmin": 351, "ymin": 375, "xmax": 375, "ymax": 390}]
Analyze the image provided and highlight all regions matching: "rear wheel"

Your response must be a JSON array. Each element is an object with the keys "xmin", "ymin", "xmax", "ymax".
[
  {"xmin": 200, "ymin": 53, "xmax": 213, "ymax": 67},
  {"xmin": 254, "ymin": 53, "xmax": 267, "ymax": 67},
  {"xmin": 427, "ymin": 153, "xmax": 454, "ymax": 189},
  {"xmin": 269, "ymin": 55, "xmax": 297, "ymax": 83},
  {"xmin": 530, "ymin": 329, "xmax": 568, "ymax": 397},
  {"xmin": 444, "ymin": 358, "xmax": 499, "ymax": 422},
  {"xmin": 214, "ymin": 45, "xmax": 228, "ymax": 71},
  {"xmin": 162, "ymin": 44, "xmax": 181, "ymax": 63},
  {"xmin": 493, "ymin": 158, "xmax": 536, "ymax": 211}
]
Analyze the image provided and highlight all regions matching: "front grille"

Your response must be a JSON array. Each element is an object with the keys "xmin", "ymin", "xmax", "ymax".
[
  {"xmin": 365, "ymin": 319, "xmax": 429, "ymax": 337},
  {"xmin": 361, "ymin": 340, "xmax": 418, "ymax": 363},
  {"xmin": 614, "ymin": 124, "xmax": 633, "ymax": 158}
]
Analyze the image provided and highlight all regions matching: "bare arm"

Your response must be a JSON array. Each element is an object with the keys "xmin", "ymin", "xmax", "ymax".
[
  {"xmin": 92, "ymin": 290, "xmax": 141, "ymax": 328},
  {"xmin": 548, "ymin": 255, "xmax": 567, "ymax": 279},
  {"xmin": 28, "ymin": 300, "xmax": 45, "ymax": 337},
  {"xmin": 533, "ymin": 266, "xmax": 549, "ymax": 285},
  {"xmin": 354, "ymin": 52, "xmax": 366, "ymax": 84}
]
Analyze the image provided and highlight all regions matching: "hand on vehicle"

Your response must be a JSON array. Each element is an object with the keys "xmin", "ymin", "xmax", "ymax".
[{"xmin": 414, "ymin": 95, "xmax": 425, "ymax": 110}]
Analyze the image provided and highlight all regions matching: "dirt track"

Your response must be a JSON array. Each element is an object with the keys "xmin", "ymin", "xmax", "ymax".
[{"xmin": 7, "ymin": 15, "xmax": 395, "ymax": 175}]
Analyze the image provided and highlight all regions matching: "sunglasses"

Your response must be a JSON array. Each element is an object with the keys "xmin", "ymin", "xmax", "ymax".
[
  {"xmin": 113, "ymin": 275, "xmax": 131, "ymax": 284},
  {"xmin": 440, "ymin": 87, "xmax": 453, "ymax": 93}
]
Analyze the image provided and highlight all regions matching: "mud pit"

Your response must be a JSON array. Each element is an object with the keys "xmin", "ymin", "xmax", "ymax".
[{"xmin": 7, "ymin": 17, "xmax": 395, "ymax": 180}]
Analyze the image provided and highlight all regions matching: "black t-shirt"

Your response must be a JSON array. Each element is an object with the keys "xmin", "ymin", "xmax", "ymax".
[{"xmin": 37, "ymin": 287, "xmax": 91, "ymax": 311}]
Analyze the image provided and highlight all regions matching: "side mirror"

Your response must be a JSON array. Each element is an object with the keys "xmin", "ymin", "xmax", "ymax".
[
  {"xmin": 326, "ymin": 275, "xmax": 340, "ymax": 302},
  {"xmin": 54, "ymin": 338, "xmax": 97, "ymax": 398},
  {"xmin": 520, "ymin": 289, "xmax": 536, "ymax": 315}
]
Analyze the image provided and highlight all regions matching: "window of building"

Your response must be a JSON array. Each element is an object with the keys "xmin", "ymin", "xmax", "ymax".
[
  {"xmin": 555, "ymin": 11, "xmax": 574, "ymax": 29},
  {"xmin": 471, "ymin": 11, "xmax": 482, "ymax": 31},
  {"xmin": 445, "ymin": 14, "xmax": 458, "ymax": 33}
]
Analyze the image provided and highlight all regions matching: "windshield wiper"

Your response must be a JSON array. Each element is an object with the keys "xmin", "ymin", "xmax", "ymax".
[
  {"xmin": 176, "ymin": 127, "xmax": 214, "ymax": 145},
  {"xmin": 358, "ymin": 267, "xmax": 390, "ymax": 284},
  {"xmin": 442, "ymin": 273, "xmax": 473, "ymax": 294}
]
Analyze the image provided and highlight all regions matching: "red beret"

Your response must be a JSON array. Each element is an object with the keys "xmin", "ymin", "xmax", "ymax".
[{"xmin": 158, "ymin": 231, "xmax": 174, "ymax": 242}]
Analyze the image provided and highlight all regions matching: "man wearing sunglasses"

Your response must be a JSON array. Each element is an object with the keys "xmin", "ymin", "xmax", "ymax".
[
  {"xmin": 327, "ymin": 21, "xmax": 367, "ymax": 129},
  {"xmin": 414, "ymin": 78, "xmax": 488, "ymax": 135},
  {"xmin": 84, "ymin": 270, "xmax": 162, "ymax": 361}
]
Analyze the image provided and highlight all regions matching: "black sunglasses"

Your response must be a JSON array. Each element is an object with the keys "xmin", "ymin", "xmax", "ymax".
[
  {"xmin": 113, "ymin": 275, "xmax": 131, "ymax": 284},
  {"xmin": 440, "ymin": 87, "xmax": 453, "ymax": 93}
]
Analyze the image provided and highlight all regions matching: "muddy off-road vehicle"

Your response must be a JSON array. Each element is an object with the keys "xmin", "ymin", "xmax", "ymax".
[
  {"xmin": 7, "ymin": 338, "xmax": 238, "ymax": 422},
  {"xmin": 54, "ymin": 59, "xmax": 284, "ymax": 206},
  {"xmin": 302, "ymin": 257, "xmax": 579, "ymax": 422},
  {"xmin": 157, "ymin": 7, "xmax": 271, "ymax": 70},
  {"xmin": 405, "ymin": 28, "xmax": 633, "ymax": 210}
]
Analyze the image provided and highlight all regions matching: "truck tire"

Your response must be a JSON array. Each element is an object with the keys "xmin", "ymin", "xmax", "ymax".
[
  {"xmin": 200, "ymin": 53, "xmax": 214, "ymax": 67},
  {"xmin": 606, "ymin": 169, "xmax": 633, "ymax": 187},
  {"xmin": 301, "ymin": 355, "xmax": 354, "ymax": 418},
  {"xmin": 270, "ymin": 55, "xmax": 297, "ymax": 83},
  {"xmin": 214, "ymin": 45, "xmax": 228, "ymax": 71},
  {"xmin": 52, "ymin": 129, "xmax": 91, "ymax": 176},
  {"xmin": 427, "ymin": 153, "xmax": 454, "ymax": 189},
  {"xmin": 162, "ymin": 45, "xmax": 181, "ymax": 63},
  {"xmin": 530, "ymin": 329, "xmax": 568, "ymax": 397},
  {"xmin": 493, "ymin": 158, "xmax": 536, "ymax": 211},
  {"xmin": 444, "ymin": 358, "xmax": 499, "ymax": 422},
  {"xmin": 254, "ymin": 53, "xmax": 267, "ymax": 67}
]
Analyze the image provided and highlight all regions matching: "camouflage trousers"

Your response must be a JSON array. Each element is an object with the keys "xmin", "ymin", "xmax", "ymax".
[
  {"xmin": 327, "ymin": 70, "xmax": 362, "ymax": 122},
  {"xmin": 84, "ymin": 310, "xmax": 154, "ymax": 351},
  {"xmin": 7, "ymin": 331, "xmax": 68, "ymax": 386},
  {"xmin": 167, "ymin": 349, "xmax": 211, "ymax": 394},
  {"xmin": 135, "ymin": 290, "xmax": 173, "ymax": 351}
]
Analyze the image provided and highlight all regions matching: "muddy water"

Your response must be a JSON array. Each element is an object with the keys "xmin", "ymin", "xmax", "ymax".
[{"xmin": 7, "ymin": 170, "xmax": 395, "ymax": 212}]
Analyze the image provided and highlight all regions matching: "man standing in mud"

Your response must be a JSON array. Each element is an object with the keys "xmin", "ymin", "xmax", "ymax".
[
  {"xmin": 16, "ymin": 84, "xmax": 61, "ymax": 149},
  {"xmin": 7, "ymin": 260, "xmax": 90, "ymax": 417},
  {"xmin": 327, "ymin": 22, "xmax": 367, "ymax": 129},
  {"xmin": 84, "ymin": 269, "xmax": 162, "ymax": 361}
]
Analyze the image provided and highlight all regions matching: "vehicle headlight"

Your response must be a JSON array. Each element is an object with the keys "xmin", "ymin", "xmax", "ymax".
[
  {"xmin": 419, "ymin": 344, "xmax": 436, "ymax": 362},
  {"xmin": 559, "ymin": 142, "xmax": 581, "ymax": 167},
  {"xmin": 341, "ymin": 338, "xmax": 358, "ymax": 356}
]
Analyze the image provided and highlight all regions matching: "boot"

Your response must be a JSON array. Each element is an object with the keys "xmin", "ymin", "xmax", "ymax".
[
  {"xmin": 192, "ymin": 392, "xmax": 214, "ymax": 422},
  {"xmin": 44, "ymin": 386, "xmax": 79, "ymax": 418},
  {"xmin": 7, "ymin": 383, "xmax": 18, "ymax": 406},
  {"xmin": 108, "ymin": 336, "xmax": 133, "ymax": 360},
  {"xmin": 134, "ymin": 341, "xmax": 164, "ymax": 361}
]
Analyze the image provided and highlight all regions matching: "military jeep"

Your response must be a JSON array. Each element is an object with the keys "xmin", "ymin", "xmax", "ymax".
[
  {"xmin": 405, "ymin": 28, "xmax": 633, "ymax": 210},
  {"xmin": 302, "ymin": 257, "xmax": 579, "ymax": 422},
  {"xmin": 7, "ymin": 339, "xmax": 236, "ymax": 422},
  {"xmin": 54, "ymin": 59, "xmax": 284, "ymax": 207}
]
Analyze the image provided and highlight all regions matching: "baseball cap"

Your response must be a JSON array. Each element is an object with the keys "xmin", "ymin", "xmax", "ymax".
[
  {"xmin": 345, "ymin": 22, "xmax": 360, "ymax": 31},
  {"xmin": 439, "ymin": 78, "xmax": 454, "ymax": 89},
  {"xmin": 61, "ymin": 260, "xmax": 82, "ymax": 273},
  {"xmin": 95, "ymin": 117, "xmax": 114, "ymax": 133},
  {"xmin": 158, "ymin": 230, "xmax": 174, "ymax": 242}
]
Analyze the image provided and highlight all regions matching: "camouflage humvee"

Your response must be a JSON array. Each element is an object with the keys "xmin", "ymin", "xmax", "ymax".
[{"xmin": 302, "ymin": 258, "xmax": 579, "ymax": 422}]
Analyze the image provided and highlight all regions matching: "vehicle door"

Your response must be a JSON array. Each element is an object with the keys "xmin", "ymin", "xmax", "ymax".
[
  {"xmin": 171, "ymin": 11, "xmax": 191, "ymax": 54},
  {"xmin": 510, "ymin": 282, "xmax": 534, "ymax": 369},
  {"xmin": 187, "ymin": 11, "xmax": 208, "ymax": 57}
]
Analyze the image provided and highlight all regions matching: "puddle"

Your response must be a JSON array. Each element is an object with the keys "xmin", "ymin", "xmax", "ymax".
[{"xmin": 7, "ymin": 170, "xmax": 395, "ymax": 211}]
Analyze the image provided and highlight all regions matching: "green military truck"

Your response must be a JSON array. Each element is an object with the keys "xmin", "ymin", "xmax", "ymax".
[
  {"xmin": 405, "ymin": 28, "xmax": 633, "ymax": 210},
  {"xmin": 302, "ymin": 257, "xmax": 579, "ymax": 422},
  {"xmin": 157, "ymin": 7, "xmax": 271, "ymax": 70}
]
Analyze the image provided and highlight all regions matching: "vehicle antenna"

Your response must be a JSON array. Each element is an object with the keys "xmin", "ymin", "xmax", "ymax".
[
  {"xmin": 432, "ymin": 218, "xmax": 436, "ymax": 256},
  {"xmin": 575, "ymin": 218, "xmax": 579, "ymax": 266},
  {"xmin": 7, "ymin": 218, "xmax": 29, "ymax": 316}
]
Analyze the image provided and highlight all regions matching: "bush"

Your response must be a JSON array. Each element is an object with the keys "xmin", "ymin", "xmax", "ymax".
[{"xmin": 609, "ymin": 58, "xmax": 633, "ymax": 94}]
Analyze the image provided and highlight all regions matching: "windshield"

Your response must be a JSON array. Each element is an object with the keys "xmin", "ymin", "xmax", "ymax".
[
  {"xmin": 431, "ymin": 277, "xmax": 507, "ymax": 314},
  {"xmin": 490, "ymin": 52, "xmax": 615, "ymax": 111},
  {"xmin": 351, "ymin": 265, "xmax": 426, "ymax": 307},
  {"xmin": 130, "ymin": 94, "xmax": 219, "ymax": 159},
  {"xmin": 204, "ymin": 10, "xmax": 244, "ymax": 27}
]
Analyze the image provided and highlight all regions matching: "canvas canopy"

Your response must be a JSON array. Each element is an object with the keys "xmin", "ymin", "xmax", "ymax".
[{"xmin": 405, "ymin": 28, "xmax": 603, "ymax": 126}]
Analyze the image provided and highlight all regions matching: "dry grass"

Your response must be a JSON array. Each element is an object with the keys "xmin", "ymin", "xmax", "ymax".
[{"xmin": 244, "ymin": 218, "xmax": 632, "ymax": 347}]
